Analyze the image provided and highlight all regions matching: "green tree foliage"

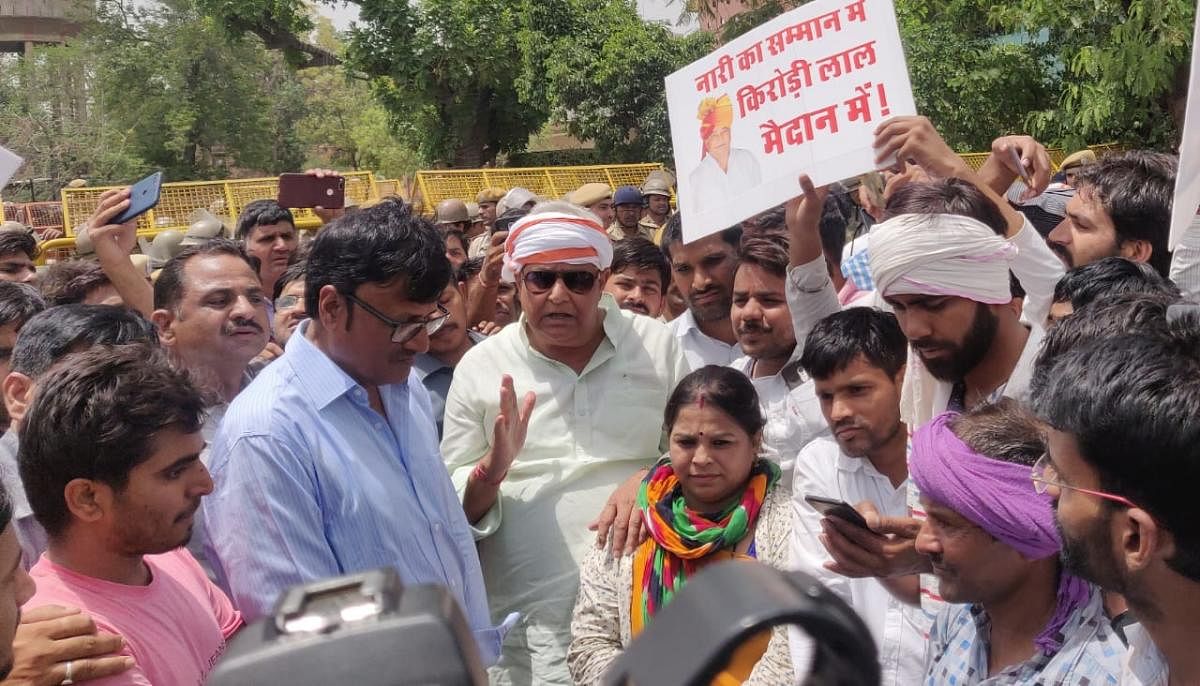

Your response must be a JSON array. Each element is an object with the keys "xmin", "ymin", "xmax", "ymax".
[
  {"xmin": 533, "ymin": 0, "xmax": 713, "ymax": 163},
  {"xmin": 991, "ymin": 0, "xmax": 1195, "ymax": 150}
]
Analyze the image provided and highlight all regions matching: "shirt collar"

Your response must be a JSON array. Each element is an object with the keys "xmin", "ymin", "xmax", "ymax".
[
  {"xmin": 673, "ymin": 308, "xmax": 701, "ymax": 337},
  {"xmin": 412, "ymin": 330, "xmax": 487, "ymax": 381},
  {"xmin": 284, "ymin": 320, "xmax": 381, "ymax": 410}
]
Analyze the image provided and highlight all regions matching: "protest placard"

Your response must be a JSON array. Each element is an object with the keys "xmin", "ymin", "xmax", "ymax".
[
  {"xmin": 1169, "ymin": 8, "xmax": 1200, "ymax": 251},
  {"xmin": 0, "ymin": 146, "xmax": 23, "ymax": 192},
  {"xmin": 665, "ymin": 0, "xmax": 916, "ymax": 242}
]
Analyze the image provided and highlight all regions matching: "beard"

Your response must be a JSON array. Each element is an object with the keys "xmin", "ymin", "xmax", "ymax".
[
  {"xmin": 1048, "ymin": 240, "xmax": 1075, "ymax": 268},
  {"xmin": 915, "ymin": 303, "xmax": 998, "ymax": 381},
  {"xmin": 688, "ymin": 287, "xmax": 732, "ymax": 323},
  {"xmin": 1057, "ymin": 512, "xmax": 1126, "ymax": 593}
]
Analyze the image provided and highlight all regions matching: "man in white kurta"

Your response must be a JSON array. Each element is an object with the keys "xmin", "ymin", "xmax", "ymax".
[{"xmin": 441, "ymin": 205, "xmax": 688, "ymax": 686}]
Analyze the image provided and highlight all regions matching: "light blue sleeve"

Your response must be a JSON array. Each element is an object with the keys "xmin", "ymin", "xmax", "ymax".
[{"xmin": 203, "ymin": 431, "xmax": 341, "ymax": 623}]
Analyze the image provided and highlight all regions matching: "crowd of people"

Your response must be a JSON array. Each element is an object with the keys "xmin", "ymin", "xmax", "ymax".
[{"xmin": 0, "ymin": 112, "xmax": 1192, "ymax": 686}]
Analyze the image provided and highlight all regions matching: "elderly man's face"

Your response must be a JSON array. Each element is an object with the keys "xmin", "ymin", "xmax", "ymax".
[{"xmin": 516, "ymin": 263, "xmax": 609, "ymax": 351}]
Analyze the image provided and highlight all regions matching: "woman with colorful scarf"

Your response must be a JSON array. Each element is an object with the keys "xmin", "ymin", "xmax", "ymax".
[{"xmin": 568, "ymin": 366, "xmax": 795, "ymax": 685}]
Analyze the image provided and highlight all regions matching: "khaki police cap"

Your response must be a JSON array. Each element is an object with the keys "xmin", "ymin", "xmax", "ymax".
[
  {"xmin": 476, "ymin": 187, "xmax": 506, "ymax": 204},
  {"xmin": 570, "ymin": 182, "xmax": 613, "ymax": 207},
  {"xmin": 1059, "ymin": 149, "xmax": 1097, "ymax": 171}
]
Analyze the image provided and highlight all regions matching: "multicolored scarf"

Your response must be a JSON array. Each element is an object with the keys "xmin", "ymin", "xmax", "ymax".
[{"xmin": 630, "ymin": 456, "xmax": 780, "ymax": 634}]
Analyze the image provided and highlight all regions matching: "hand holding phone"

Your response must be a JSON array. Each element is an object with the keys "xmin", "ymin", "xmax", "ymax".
[
  {"xmin": 803, "ymin": 494, "xmax": 870, "ymax": 529},
  {"xmin": 111, "ymin": 171, "xmax": 163, "ymax": 225}
]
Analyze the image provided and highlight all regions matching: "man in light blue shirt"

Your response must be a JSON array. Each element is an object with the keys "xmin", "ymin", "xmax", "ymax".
[{"xmin": 203, "ymin": 199, "xmax": 508, "ymax": 664}]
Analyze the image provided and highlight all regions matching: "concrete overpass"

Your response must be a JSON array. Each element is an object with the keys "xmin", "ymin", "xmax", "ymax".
[{"xmin": 0, "ymin": 0, "xmax": 84, "ymax": 55}]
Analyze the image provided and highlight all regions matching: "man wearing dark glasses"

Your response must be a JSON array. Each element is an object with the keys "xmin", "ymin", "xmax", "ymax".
[
  {"xmin": 202, "ymin": 199, "xmax": 509, "ymax": 667},
  {"xmin": 441, "ymin": 202, "xmax": 688, "ymax": 685},
  {"xmin": 1033, "ymin": 314, "xmax": 1200, "ymax": 686}
]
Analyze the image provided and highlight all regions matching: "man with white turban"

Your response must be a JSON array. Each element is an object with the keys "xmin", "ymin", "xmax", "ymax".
[{"xmin": 441, "ymin": 201, "xmax": 688, "ymax": 685}]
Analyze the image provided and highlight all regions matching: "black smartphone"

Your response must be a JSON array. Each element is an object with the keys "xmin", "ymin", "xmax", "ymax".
[
  {"xmin": 111, "ymin": 171, "xmax": 163, "ymax": 225},
  {"xmin": 278, "ymin": 173, "xmax": 346, "ymax": 209},
  {"xmin": 803, "ymin": 494, "xmax": 870, "ymax": 529}
]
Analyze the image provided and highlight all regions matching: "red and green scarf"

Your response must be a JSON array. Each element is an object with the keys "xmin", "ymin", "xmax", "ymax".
[{"xmin": 630, "ymin": 456, "xmax": 780, "ymax": 634}]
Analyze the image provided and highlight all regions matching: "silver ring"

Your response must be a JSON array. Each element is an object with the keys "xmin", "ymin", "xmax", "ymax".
[{"xmin": 61, "ymin": 660, "xmax": 74, "ymax": 685}]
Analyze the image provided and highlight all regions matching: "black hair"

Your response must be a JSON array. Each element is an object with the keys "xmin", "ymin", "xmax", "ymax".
[
  {"xmin": 235, "ymin": 199, "xmax": 296, "ymax": 241},
  {"xmin": 1033, "ymin": 291, "xmax": 1180, "ymax": 400},
  {"xmin": 611, "ymin": 237, "xmax": 670, "ymax": 291},
  {"xmin": 38, "ymin": 260, "xmax": 113, "ymax": 306},
  {"xmin": 1032, "ymin": 314, "xmax": 1200, "ymax": 581},
  {"xmin": 661, "ymin": 213, "xmax": 742, "ymax": 262},
  {"xmin": 749, "ymin": 205, "xmax": 787, "ymax": 234},
  {"xmin": 884, "ymin": 178, "xmax": 1007, "ymax": 236},
  {"xmin": 457, "ymin": 256, "xmax": 484, "ymax": 284},
  {"xmin": 10, "ymin": 304, "xmax": 160, "ymax": 379},
  {"xmin": 274, "ymin": 260, "xmax": 308, "ymax": 301},
  {"xmin": 305, "ymin": 198, "xmax": 451, "ymax": 317},
  {"xmin": 1052, "ymin": 256, "xmax": 1179, "ymax": 309},
  {"xmin": 737, "ymin": 235, "xmax": 789, "ymax": 279},
  {"xmin": 663, "ymin": 365, "xmax": 765, "ymax": 438},
  {"xmin": 1074, "ymin": 151, "xmax": 1175, "ymax": 277},
  {"xmin": 800, "ymin": 308, "xmax": 907, "ymax": 381},
  {"xmin": 948, "ymin": 398, "xmax": 1044, "ymax": 468},
  {"xmin": 0, "ymin": 282, "xmax": 46, "ymax": 330},
  {"xmin": 0, "ymin": 230, "xmax": 38, "ymax": 261},
  {"xmin": 19, "ymin": 344, "xmax": 207, "ymax": 538},
  {"xmin": 153, "ymin": 239, "xmax": 257, "ymax": 312}
]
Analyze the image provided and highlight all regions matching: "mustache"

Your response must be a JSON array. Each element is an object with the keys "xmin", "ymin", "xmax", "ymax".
[
  {"xmin": 1047, "ymin": 241, "xmax": 1074, "ymax": 267},
  {"xmin": 736, "ymin": 321, "xmax": 773, "ymax": 335},
  {"xmin": 222, "ymin": 318, "xmax": 264, "ymax": 335}
]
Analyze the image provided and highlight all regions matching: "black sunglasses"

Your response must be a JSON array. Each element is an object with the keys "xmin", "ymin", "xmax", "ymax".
[{"xmin": 521, "ymin": 270, "xmax": 598, "ymax": 294}]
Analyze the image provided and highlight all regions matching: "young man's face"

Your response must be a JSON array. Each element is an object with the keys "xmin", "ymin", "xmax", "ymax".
[
  {"xmin": 731, "ymin": 263, "xmax": 793, "ymax": 363},
  {"xmin": 245, "ymin": 222, "xmax": 298, "ymax": 287},
  {"xmin": 1043, "ymin": 428, "xmax": 1133, "ymax": 595},
  {"xmin": 668, "ymin": 235, "xmax": 738, "ymax": 324},
  {"xmin": 0, "ymin": 252, "xmax": 35, "ymax": 285},
  {"xmin": 272, "ymin": 278, "xmax": 307, "ymax": 346},
  {"xmin": 108, "ymin": 427, "xmax": 211, "ymax": 555},
  {"xmin": 884, "ymin": 295, "xmax": 998, "ymax": 382},
  {"xmin": 604, "ymin": 266, "xmax": 665, "ymax": 318},
  {"xmin": 427, "ymin": 282, "xmax": 470, "ymax": 359},
  {"xmin": 587, "ymin": 200, "xmax": 615, "ymax": 228},
  {"xmin": 813, "ymin": 355, "xmax": 904, "ymax": 458},
  {"xmin": 614, "ymin": 203, "xmax": 641, "ymax": 230},
  {"xmin": 1047, "ymin": 188, "xmax": 1123, "ymax": 270},
  {"xmin": 647, "ymin": 195, "xmax": 670, "ymax": 217}
]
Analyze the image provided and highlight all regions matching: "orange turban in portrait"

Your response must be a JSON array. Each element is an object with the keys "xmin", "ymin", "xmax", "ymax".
[{"xmin": 697, "ymin": 95, "xmax": 734, "ymax": 158}]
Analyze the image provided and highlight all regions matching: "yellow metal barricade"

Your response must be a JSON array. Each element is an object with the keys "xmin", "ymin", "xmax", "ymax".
[
  {"xmin": 60, "ymin": 171, "xmax": 378, "ymax": 239},
  {"xmin": 415, "ymin": 163, "xmax": 668, "ymax": 214}
]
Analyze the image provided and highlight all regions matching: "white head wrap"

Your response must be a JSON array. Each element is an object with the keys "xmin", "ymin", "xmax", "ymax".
[
  {"xmin": 501, "ymin": 212, "xmax": 613, "ymax": 283},
  {"xmin": 868, "ymin": 213, "xmax": 1016, "ymax": 305}
]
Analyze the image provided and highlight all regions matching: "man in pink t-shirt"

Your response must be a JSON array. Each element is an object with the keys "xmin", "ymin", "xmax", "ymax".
[{"xmin": 17, "ymin": 344, "xmax": 243, "ymax": 684}]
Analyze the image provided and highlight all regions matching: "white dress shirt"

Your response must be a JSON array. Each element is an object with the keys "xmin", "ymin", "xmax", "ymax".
[
  {"xmin": 1169, "ymin": 214, "xmax": 1200, "ymax": 301},
  {"xmin": 441, "ymin": 295, "xmax": 689, "ymax": 685},
  {"xmin": 668, "ymin": 308, "xmax": 743, "ymax": 370},
  {"xmin": 1121, "ymin": 624, "xmax": 1169, "ymax": 686},
  {"xmin": 788, "ymin": 437, "xmax": 929, "ymax": 686}
]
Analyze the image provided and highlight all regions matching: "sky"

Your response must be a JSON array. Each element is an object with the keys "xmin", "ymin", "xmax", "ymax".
[{"xmin": 319, "ymin": 1, "xmax": 697, "ymax": 34}]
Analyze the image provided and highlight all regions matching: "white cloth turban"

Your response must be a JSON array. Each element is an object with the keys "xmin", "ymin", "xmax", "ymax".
[
  {"xmin": 501, "ymin": 212, "xmax": 613, "ymax": 283},
  {"xmin": 868, "ymin": 213, "xmax": 1016, "ymax": 305}
]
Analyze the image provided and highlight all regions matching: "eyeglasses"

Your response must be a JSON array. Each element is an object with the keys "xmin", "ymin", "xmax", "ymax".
[
  {"xmin": 1030, "ymin": 453, "xmax": 1139, "ymax": 509},
  {"xmin": 521, "ymin": 269, "xmax": 598, "ymax": 294},
  {"xmin": 344, "ymin": 294, "xmax": 449, "ymax": 344},
  {"xmin": 275, "ymin": 295, "xmax": 303, "ymax": 312}
]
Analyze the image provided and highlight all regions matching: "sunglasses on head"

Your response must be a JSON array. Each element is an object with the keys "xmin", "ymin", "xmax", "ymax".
[{"xmin": 521, "ymin": 269, "xmax": 598, "ymax": 294}]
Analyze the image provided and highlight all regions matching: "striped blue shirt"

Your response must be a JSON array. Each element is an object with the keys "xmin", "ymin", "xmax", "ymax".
[{"xmin": 202, "ymin": 321, "xmax": 505, "ymax": 664}]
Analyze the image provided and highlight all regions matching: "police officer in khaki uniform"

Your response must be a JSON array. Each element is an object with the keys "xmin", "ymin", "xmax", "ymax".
[
  {"xmin": 607, "ymin": 186, "xmax": 655, "ymax": 242},
  {"xmin": 568, "ymin": 182, "xmax": 615, "ymax": 228},
  {"xmin": 640, "ymin": 170, "xmax": 675, "ymax": 243}
]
